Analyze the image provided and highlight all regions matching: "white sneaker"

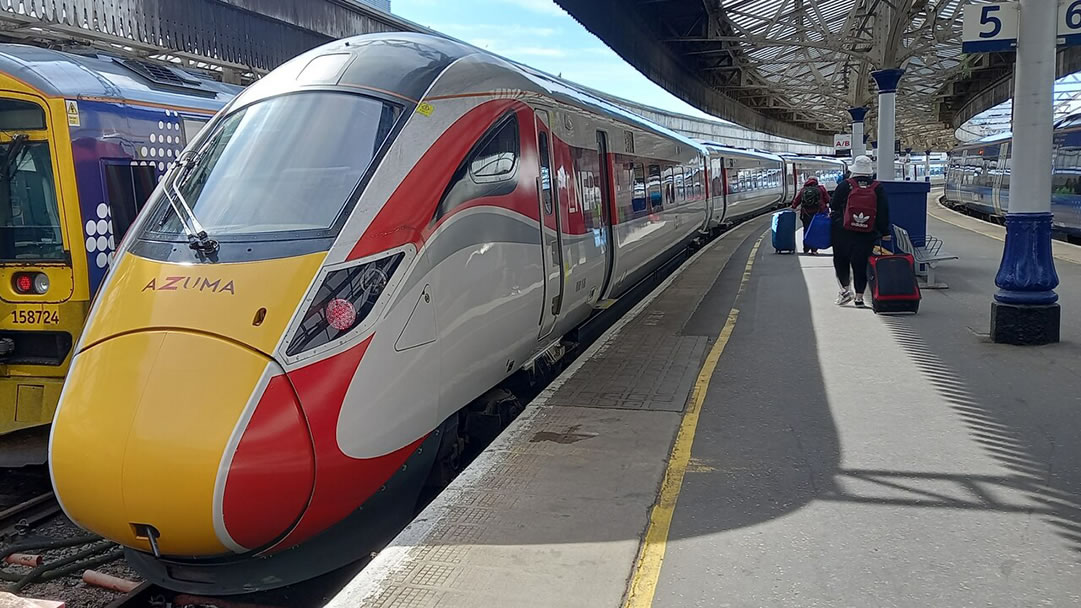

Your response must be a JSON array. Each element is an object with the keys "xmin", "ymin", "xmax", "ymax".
[{"xmin": 835, "ymin": 289, "xmax": 854, "ymax": 306}]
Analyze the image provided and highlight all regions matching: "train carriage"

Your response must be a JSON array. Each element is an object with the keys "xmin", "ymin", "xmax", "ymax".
[
  {"xmin": 945, "ymin": 115, "xmax": 1081, "ymax": 238},
  {"xmin": 0, "ymin": 45, "xmax": 238, "ymax": 465},
  {"xmin": 702, "ymin": 144, "xmax": 785, "ymax": 231}
]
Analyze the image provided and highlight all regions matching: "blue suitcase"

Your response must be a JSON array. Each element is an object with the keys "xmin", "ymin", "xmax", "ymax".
[{"xmin": 771, "ymin": 209, "xmax": 797, "ymax": 253}]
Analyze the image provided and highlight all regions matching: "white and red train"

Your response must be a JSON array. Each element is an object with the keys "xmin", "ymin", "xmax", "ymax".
[{"xmin": 48, "ymin": 33, "xmax": 845, "ymax": 593}]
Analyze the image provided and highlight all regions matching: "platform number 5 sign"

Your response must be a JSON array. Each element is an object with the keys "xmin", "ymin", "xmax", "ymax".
[{"xmin": 964, "ymin": 0, "xmax": 1081, "ymax": 53}]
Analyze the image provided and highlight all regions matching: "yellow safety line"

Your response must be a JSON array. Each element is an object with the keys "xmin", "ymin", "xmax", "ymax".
[{"xmin": 622, "ymin": 232, "xmax": 764, "ymax": 608}]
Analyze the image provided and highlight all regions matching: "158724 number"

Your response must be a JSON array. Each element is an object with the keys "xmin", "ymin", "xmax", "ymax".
[{"xmin": 9, "ymin": 310, "xmax": 60, "ymax": 325}]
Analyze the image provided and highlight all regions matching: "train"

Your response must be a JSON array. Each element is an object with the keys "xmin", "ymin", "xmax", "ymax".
[
  {"xmin": 42, "ymin": 33, "xmax": 853, "ymax": 593},
  {"xmin": 0, "ymin": 45, "xmax": 240, "ymax": 466},
  {"xmin": 944, "ymin": 118, "xmax": 1081, "ymax": 237}
]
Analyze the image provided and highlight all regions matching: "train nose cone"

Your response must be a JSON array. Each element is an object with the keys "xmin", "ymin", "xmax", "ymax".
[{"xmin": 51, "ymin": 330, "xmax": 314, "ymax": 557}]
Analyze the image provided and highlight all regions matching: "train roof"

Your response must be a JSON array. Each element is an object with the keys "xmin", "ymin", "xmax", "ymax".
[
  {"xmin": 699, "ymin": 142, "xmax": 783, "ymax": 163},
  {"xmin": 231, "ymin": 32, "xmax": 709, "ymax": 157},
  {"xmin": 0, "ymin": 44, "xmax": 241, "ymax": 112},
  {"xmin": 781, "ymin": 154, "xmax": 847, "ymax": 167}
]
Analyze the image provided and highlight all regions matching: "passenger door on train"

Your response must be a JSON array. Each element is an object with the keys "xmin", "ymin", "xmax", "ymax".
[
  {"xmin": 993, "ymin": 142, "xmax": 1010, "ymax": 215},
  {"xmin": 535, "ymin": 110, "xmax": 564, "ymax": 340},
  {"xmin": 595, "ymin": 131, "xmax": 615, "ymax": 300}
]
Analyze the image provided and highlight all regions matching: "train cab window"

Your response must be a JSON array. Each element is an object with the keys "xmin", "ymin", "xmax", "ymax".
[
  {"xmin": 149, "ymin": 91, "xmax": 402, "ymax": 240},
  {"xmin": 104, "ymin": 164, "xmax": 157, "ymax": 240},
  {"xmin": 647, "ymin": 165, "xmax": 663, "ymax": 211},
  {"xmin": 0, "ymin": 99, "xmax": 45, "ymax": 131},
  {"xmin": 0, "ymin": 140, "xmax": 63, "ymax": 261},
  {"xmin": 436, "ymin": 114, "xmax": 520, "ymax": 220}
]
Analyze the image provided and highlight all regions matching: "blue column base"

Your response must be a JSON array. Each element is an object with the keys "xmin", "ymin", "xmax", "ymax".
[
  {"xmin": 994, "ymin": 212, "xmax": 1060, "ymax": 305},
  {"xmin": 991, "ymin": 301, "xmax": 1060, "ymax": 345}
]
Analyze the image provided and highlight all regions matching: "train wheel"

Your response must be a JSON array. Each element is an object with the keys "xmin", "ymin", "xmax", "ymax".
[{"xmin": 463, "ymin": 388, "xmax": 522, "ymax": 449}]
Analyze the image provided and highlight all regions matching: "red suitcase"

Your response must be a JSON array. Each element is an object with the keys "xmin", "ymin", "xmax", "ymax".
[{"xmin": 868, "ymin": 253, "xmax": 920, "ymax": 314}]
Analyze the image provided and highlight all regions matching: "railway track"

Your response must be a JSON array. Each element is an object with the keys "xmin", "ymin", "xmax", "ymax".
[{"xmin": 0, "ymin": 493, "xmax": 60, "ymax": 541}]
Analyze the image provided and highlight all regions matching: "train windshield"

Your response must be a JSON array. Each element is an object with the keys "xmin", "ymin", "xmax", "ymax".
[
  {"xmin": 149, "ymin": 91, "xmax": 400, "ymax": 239},
  {"xmin": 0, "ymin": 137, "xmax": 64, "ymax": 261}
]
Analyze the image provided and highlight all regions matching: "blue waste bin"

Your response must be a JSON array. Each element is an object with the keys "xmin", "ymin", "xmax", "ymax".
[{"xmin": 879, "ymin": 180, "xmax": 930, "ymax": 249}]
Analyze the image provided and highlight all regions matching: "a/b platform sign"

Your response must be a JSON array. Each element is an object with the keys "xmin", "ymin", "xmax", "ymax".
[{"xmin": 963, "ymin": 0, "xmax": 1081, "ymax": 53}]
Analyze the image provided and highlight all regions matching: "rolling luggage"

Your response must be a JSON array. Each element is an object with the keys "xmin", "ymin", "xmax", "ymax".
[
  {"xmin": 771, "ymin": 209, "xmax": 797, "ymax": 254},
  {"xmin": 803, "ymin": 212, "xmax": 832, "ymax": 251},
  {"xmin": 868, "ymin": 253, "xmax": 920, "ymax": 314}
]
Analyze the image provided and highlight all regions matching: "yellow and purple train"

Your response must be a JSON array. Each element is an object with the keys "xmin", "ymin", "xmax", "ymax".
[{"xmin": 0, "ymin": 45, "xmax": 239, "ymax": 465}]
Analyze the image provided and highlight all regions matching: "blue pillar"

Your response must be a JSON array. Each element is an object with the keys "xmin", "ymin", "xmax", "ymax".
[
  {"xmin": 848, "ymin": 107, "xmax": 867, "ymax": 157},
  {"xmin": 991, "ymin": 0, "xmax": 1060, "ymax": 345},
  {"xmin": 871, "ymin": 68, "xmax": 904, "ymax": 181}
]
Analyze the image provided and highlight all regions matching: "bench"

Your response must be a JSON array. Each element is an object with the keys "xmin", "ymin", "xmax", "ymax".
[{"xmin": 892, "ymin": 225, "xmax": 957, "ymax": 289}]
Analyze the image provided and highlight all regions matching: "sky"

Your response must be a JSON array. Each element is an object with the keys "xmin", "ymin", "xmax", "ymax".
[{"xmin": 391, "ymin": 0, "xmax": 715, "ymax": 120}]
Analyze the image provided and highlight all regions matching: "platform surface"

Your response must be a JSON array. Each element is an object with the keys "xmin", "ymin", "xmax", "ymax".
[{"xmin": 326, "ymin": 194, "xmax": 1081, "ymax": 608}]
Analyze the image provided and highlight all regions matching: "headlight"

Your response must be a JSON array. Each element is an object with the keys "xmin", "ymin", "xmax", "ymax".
[
  {"xmin": 286, "ymin": 253, "xmax": 405, "ymax": 356},
  {"xmin": 13, "ymin": 272, "xmax": 49, "ymax": 295}
]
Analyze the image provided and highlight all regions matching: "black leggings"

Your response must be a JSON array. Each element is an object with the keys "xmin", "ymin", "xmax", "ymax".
[
  {"xmin": 832, "ymin": 228, "xmax": 876, "ymax": 293},
  {"xmin": 800, "ymin": 213, "xmax": 814, "ymax": 248}
]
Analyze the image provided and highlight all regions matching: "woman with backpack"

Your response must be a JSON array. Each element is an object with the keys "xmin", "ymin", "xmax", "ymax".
[
  {"xmin": 829, "ymin": 155, "xmax": 890, "ymax": 307},
  {"xmin": 791, "ymin": 177, "xmax": 830, "ymax": 254}
]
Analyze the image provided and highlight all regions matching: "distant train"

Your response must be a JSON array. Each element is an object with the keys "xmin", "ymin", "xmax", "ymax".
[
  {"xmin": 0, "ymin": 45, "xmax": 240, "ymax": 466},
  {"xmin": 48, "ymin": 33, "xmax": 851, "ymax": 594},
  {"xmin": 945, "ymin": 118, "xmax": 1081, "ymax": 236}
]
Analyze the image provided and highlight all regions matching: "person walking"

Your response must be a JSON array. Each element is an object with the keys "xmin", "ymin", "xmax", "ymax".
[
  {"xmin": 830, "ymin": 155, "xmax": 890, "ymax": 307},
  {"xmin": 790, "ymin": 177, "xmax": 830, "ymax": 254}
]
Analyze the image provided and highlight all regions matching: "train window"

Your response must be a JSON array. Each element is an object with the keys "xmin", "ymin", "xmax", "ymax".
[
  {"xmin": 647, "ymin": 165, "xmax": 663, "ymax": 211},
  {"xmin": 633, "ymin": 163, "xmax": 648, "ymax": 217},
  {"xmin": 181, "ymin": 118, "xmax": 208, "ymax": 147},
  {"xmin": 0, "ymin": 99, "xmax": 45, "ymax": 131},
  {"xmin": 150, "ymin": 91, "xmax": 402, "ymax": 238},
  {"xmin": 675, "ymin": 167, "xmax": 686, "ymax": 203},
  {"xmin": 470, "ymin": 117, "xmax": 520, "ymax": 182},
  {"xmin": 538, "ymin": 132, "xmax": 554, "ymax": 215},
  {"xmin": 104, "ymin": 164, "xmax": 157, "ymax": 240},
  {"xmin": 0, "ymin": 140, "xmax": 63, "ymax": 261},
  {"xmin": 662, "ymin": 166, "xmax": 675, "ymax": 207},
  {"xmin": 710, "ymin": 157, "xmax": 723, "ymax": 197},
  {"xmin": 571, "ymin": 147, "xmax": 603, "ymax": 230}
]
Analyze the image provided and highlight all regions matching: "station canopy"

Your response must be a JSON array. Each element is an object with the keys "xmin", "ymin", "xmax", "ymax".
[{"xmin": 557, "ymin": 0, "xmax": 982, "ymax": 148}]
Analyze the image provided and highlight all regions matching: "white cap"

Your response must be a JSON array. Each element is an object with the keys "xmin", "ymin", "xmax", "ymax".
[{"xmin": 850, "ymin": 155, "xmax": 874, "ymax": 176}]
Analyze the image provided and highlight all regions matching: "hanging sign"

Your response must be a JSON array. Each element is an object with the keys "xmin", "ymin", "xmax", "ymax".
[
  {"xmin": 833, "ymin": 134, "xmax": 852, "ymax": 151},
  {"xmin": 963, "ymin": 0, "xmax": 1081, "ymax": 53}
]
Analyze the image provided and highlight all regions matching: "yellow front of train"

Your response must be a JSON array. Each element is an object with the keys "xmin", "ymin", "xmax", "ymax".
[
  {"xmin": 50, "ymin": 88, "xmax": 403, "ymax": 558},
  {"xmin": 0, "ymin": 84, "xmax": 90, "ymax": 466}
]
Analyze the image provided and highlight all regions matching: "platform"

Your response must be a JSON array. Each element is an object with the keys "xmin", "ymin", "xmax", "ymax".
[{"xmin": 326, "ymin": 194, "xmax": 1081, "ymax": 608}]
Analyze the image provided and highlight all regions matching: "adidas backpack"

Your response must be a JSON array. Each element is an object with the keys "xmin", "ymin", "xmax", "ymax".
[{"xmin": 842, "ymin": 178, "xmax": 879, "ymax": 233}]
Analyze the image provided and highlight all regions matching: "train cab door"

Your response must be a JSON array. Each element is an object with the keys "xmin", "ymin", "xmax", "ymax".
[{"xmin": 535, "ymin": 110, "xmax": 564, "ymax": 340}]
